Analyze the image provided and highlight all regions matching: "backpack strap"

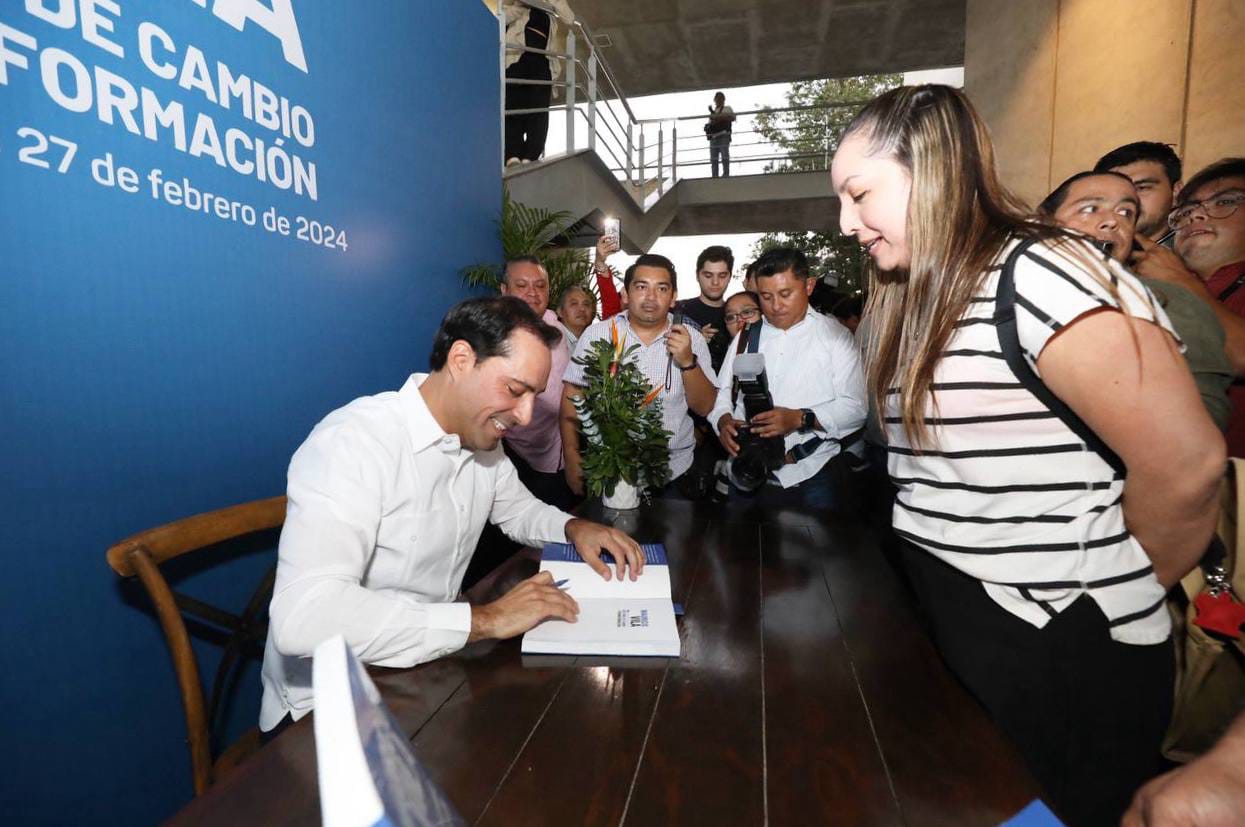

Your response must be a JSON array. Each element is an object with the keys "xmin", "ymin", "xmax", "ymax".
[{"xmin": 993, "ymin": 238, "xmax": 1126, "ymax": 476}]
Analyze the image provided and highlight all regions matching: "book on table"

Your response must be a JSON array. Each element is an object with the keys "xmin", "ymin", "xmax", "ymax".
[
  {"xmin": 520, "ymin": 542, "xmax": 681, "ymax": 657},
  {"xmin": 312, "ymin": 634, "xmax": 465, "ymax": 827}
]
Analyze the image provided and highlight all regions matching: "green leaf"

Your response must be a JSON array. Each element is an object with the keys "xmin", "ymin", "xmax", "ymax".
[{"xmin": 460, "ymin": 188, "xmax": 594, "ymax": 302}]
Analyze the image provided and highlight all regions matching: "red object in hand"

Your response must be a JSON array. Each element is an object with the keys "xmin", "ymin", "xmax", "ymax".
[{"xmin": 1193, "ymin": 590, "xmax": 1245, "ymax": 639}]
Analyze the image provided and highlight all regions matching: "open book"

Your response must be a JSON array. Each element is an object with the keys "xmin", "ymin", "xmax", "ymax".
[{"xmin": 520, "ymin": 543, "xmax": 680, "ymax": 657}]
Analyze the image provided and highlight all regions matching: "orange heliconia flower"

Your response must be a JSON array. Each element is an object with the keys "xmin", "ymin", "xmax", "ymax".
[
  {"xmin": 608, "ymin": 320, "xmax": 625, "ymax": 376},
  {"xmin": 641, "ymin": 385, "xmax": 661, "ymax": 407}
]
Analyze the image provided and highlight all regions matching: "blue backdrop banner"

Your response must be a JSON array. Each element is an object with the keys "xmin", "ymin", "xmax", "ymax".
[{"xmin": 0, "ymin": 2, "xmax": 500, "ymax": 822}]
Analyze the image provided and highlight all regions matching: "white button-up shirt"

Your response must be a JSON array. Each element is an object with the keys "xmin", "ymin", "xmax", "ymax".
[
  {"xmin": 709, "ymin": 309, "xmax": 867, "ymax": 488},
  {"xmin": 562, "ymin": 311, "xmax": 717, "ymax": 480},
  {"xmin": 260, "ymin": 374, "xmax": 574, "ymax": 730}
]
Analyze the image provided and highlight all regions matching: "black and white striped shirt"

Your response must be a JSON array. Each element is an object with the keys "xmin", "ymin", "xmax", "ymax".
[{"xmin": 888, "ymin": 236, "xmax": 1179, "ymax": 645}]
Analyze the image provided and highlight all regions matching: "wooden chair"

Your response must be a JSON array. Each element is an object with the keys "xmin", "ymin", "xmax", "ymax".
[{"xmin": 106, "ymin": 496, "xmax": 287, "ymax": 795}]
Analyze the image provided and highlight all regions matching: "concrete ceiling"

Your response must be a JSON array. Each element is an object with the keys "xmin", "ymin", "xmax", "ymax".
[{"xmin": 568, "ymin": 0, "xmax": 965, "ymax": 98}]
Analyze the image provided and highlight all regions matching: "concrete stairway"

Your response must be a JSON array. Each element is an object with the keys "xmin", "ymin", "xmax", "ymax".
[{"xmin": 504, "ymin": 149, "xmax": 841, "ymax": 251}]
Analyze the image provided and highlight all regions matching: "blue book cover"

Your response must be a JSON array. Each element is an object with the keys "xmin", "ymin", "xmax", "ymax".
[
  {"xmin": 541, "ymin": 542, "xmax": 667, "ymax": 566},
  {"xmin": 1000, "ymin": 800, "xmax": 1063, "ymax": 826}
]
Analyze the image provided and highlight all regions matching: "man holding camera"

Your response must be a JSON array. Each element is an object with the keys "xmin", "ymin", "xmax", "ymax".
[{"xmin": 709, "ymin": 247, "xmax": 867, "ymax": 509}]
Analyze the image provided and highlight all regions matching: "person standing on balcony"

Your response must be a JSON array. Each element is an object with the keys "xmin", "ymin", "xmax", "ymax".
[
  {"xmin": 503, "ymin": 0, "xmax": 574, "ymax": 167},
  {"xmin": 706, "ymin": 91, "xmax": 736, "ymax": 178}
]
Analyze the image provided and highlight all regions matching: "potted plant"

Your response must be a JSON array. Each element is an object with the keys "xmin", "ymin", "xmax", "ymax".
[
  {"xmin": 461, "ymin": 189, "xmax": 600, "ymax": 307},
  {"xmin": 572, "ymin": 320, "xmax": 671, "ymax": 509}
]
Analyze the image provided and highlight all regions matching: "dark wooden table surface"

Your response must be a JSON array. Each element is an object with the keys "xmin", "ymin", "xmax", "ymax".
[{"xmin": 169, "ymin": 499, "xmax": 1042, "ymax": 826}]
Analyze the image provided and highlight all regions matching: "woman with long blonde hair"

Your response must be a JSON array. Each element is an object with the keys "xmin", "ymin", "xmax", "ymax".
[{"xmin": 831, "ymin": 85, "xmax": 1225, "ymax": 825}]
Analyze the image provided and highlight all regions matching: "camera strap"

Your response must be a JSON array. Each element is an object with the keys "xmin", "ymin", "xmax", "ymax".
[
  {"xmin": 731, "ymin": 320, "xmax": 860, "ymax": 466},
  {"xmin": 729, "ymin": 321, "xmax": 764, "ymax": 409}
]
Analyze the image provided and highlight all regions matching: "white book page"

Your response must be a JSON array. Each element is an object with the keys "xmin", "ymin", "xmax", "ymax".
[
  {"xmin": 521, "ymin": 598, "xmax": 679, "ymax": 656},
  {"xmin": 539, "ymin": 560, "xmax": 671, "ymax": 600}
]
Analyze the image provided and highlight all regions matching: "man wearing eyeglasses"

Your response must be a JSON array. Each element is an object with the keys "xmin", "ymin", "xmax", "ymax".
[{"xmin": 1131, "ymin": 157, "xmax": 1245, "ymax": 455}]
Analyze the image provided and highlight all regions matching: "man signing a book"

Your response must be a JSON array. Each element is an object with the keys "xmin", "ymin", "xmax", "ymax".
[{"xmin": 259, "ymin": 296, "xmax": 645, "ymax": 738}]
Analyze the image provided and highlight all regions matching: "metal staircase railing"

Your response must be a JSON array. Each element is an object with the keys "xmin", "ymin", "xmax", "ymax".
[{"xmin": 500, "ymin": 1, "xmax": 875, "ymax": 208}]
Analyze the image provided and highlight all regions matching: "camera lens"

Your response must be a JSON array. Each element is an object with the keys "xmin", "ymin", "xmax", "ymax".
[{"xmin": 727, "ymin": 451, "xmax": 768, "ymax": 492}]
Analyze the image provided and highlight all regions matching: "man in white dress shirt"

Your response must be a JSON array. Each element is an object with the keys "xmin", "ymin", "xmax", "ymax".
[
  {"xmin": 260, "ymin": 296, "xmax": 644, "ymax": 735},
  {"xmin": 560, "ymin": 254, "xmax": 718, "ymax": 498},
  {"xmin": 709, "ymin": 247, "xmax": 867, "ymax": 509}
]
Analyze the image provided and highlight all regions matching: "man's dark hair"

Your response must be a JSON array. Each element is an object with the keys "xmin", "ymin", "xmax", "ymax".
[
  {"xmin": 1177, "ymin": 157, "xmax": 1245, "ymax": 206},
  {"xmin": 1093, "ymin": 141, "xmax": 1182, "ymax": 186},
  {"xmin": 429, "ymin": 296, "xmax": 561, "ymax": 371},
  {"xmin": 743, "ymin": 260, "xmax": 758, "ymax": 280},
  {"xmin": 809, "ymin": 280, "xmax": 837, "ymax": 314},
  {"xmin": 624, "ymin": 253, "xmax": 677, "ymax": 290},
  {"xmin": 696, "ymin": 244, "xmax": 734, "ymax": 273},
  {"xmin": 830, "ymin": 293, "xmax": 863, "ymax": 320},
  {"xmin": 753, "ymin": 247, "xmax": 811, "ymax": 280},
  {"xmin": 501, "ymin": 255, "xmax": 544, "ymax": 286},
  {"xmin": 1037, "ymin": 170, "xmax": 1136, "ymax": 216}
]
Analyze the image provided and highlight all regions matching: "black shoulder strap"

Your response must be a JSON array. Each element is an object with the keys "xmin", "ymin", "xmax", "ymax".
[
  {"xmin": 745, "ymin": 319, "xmax": 762, "ymax": 354},
  {"xmin": 729, "ymin": 322, "xmax": 763, "ymax": 408},
  {"xmin": 994, "ymin": 238, "xmax": 1126, "ymax": 475}
]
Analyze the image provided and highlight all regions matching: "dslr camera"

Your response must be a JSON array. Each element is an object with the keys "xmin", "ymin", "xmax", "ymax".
[{"xmin": 722, "ymin": 352, "xmax": 787, "ymax": 492}]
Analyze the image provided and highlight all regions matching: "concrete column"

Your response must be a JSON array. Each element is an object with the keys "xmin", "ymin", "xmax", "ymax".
[
  {"xmin": 963, "ymin": 0, "xmax": 1058, "ymax": 208},
  {"xmin": 1184, "ymin": 0, "xmax": 1245, "ymax": 176},
  {"xmin": 965, "ymin": 0, "xmax": 1242, "ymax": 208}
]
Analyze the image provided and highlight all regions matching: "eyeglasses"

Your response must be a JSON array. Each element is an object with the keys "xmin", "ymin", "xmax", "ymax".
[
  {"xmin": 724, "ymin": 307, "xmax": 760, "ymax": 324},
  {"xmin": 1168, "ymin": 191, "xmax": 1245, "ymax": 229}
]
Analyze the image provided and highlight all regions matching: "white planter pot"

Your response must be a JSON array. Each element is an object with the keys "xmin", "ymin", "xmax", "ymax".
[{"xmin": 602, "ymin": 478, "xmax": 640, "ymax": 510}]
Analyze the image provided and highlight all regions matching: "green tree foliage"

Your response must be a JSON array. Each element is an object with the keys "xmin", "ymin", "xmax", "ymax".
[
  {"xmin": 753, "ymin": 74, "xmax": 900, "ymax": 174},
  {"xmin": 751, "ymin": 74, "xmax": 901, "ymax": 294},
  {"xmin": 571, "ymin": 330, "xmax": 672, "ymax": 500}
]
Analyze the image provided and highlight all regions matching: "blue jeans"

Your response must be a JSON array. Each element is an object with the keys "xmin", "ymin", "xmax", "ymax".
[
  {"xmin": 710, "ymin": 135, "xmax": 730, "ymax": 177},
  {"xmin": 727, "ymin": 456, "xmax": 841, "ymax": 510}
]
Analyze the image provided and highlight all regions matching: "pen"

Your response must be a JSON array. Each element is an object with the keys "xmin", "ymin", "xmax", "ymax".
[{"xmin": 554, "ymin": 579, "xmax": 570, "ymax": 590}]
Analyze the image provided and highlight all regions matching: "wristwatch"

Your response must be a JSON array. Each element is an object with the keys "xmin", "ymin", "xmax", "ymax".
[
  {"xmin": 678, "ymin": 354, "xmax": 699, "ymax": 371},
  {"xmin": 799, "ymin": 408, "xmax": 816, "ymax": 433}
]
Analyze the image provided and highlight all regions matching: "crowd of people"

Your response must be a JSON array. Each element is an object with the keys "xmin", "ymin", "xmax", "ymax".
[{"xmin": 259, "ymin": 82, "xmax": 1244, "ymax": 825}]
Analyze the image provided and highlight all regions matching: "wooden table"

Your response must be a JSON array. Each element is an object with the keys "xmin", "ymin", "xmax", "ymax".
[{"xmin": 169, "ymin": 499, "xmax": 1041, "ymax": 826}]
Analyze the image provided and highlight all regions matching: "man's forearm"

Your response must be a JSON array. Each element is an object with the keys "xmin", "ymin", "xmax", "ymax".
[
  {"xmin": 683, "ymin": 368, "xmax": 716, "ymax": 417},
  {"xmin": 270, "ymin": 578, "xmax": 469, "ymax": 665},
  {"xmin": 1161, "ymin": 275, "xmax": 1245, "ymax": 374}
]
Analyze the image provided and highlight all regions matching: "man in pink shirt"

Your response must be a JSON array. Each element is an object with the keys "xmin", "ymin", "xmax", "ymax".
[
  {"xmin": 464, "ymin": 257, "xmax": 576, "ymax": 589},
  {"xmin": 497, "ymin": 256, "xmax": 574, "ymax": 506}
]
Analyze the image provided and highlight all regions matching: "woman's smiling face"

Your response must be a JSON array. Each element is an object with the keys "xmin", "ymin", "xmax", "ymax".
[{"xmin": 832, "ymin": 131, "xmax": 913, "ymax": 272}]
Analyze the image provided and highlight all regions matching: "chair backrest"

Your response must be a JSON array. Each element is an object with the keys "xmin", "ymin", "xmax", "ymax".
[{"xmin": 106, "ymin": 496, "xmax": 286, "ymax": 795}]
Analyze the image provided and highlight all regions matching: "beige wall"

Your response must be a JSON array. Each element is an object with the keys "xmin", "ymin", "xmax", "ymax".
[{"xmin": 965, "ymin": 0, "xmax": 1243, "ymax": 208}]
